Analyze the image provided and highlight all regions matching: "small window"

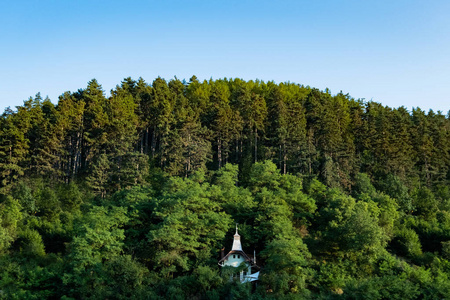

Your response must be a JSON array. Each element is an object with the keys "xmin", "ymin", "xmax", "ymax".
[
  {"xmin": 238, "ymin": 255, "xmax": 240, "ymax": 259},
  {"xmin": 233, "ymin": 255, "xmax": 235, "ymax": 258}
]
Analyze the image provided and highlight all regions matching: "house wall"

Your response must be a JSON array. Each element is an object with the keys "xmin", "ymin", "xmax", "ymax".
[
  {"xmin": 221, "ymin": 253, "xmax": 256, "ymax": 283},
  {"xmin": 223, "ymin": 254, "xmax": 247, "ymax": 267}
]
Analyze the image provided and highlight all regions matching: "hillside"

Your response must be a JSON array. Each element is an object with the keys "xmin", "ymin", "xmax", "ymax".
[{"xmin": 0, "ymin": 77, "xmax": 449, "ymax": 298}]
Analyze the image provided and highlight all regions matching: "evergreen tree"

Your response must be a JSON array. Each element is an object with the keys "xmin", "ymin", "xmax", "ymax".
[
  {"xmin": 0, "ymin": 107, "xmax": 30, "ymax": 193},
  {"xmin": 57, "ymin": 91, "xmax": 85, "ymax": 180},
  {"xmin": 81, "ymin": 79, "xmax": 109, "ymax": 169}
]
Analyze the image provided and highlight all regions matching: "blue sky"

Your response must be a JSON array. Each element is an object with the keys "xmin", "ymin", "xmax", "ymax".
[{"xmin": 1, "ymin": 0, "xmax": 449, "ymax": 113}]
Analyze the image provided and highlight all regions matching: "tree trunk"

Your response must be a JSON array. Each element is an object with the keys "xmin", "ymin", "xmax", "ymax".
[
  {"xmin": 236, "ymin": 137, "xmax": 239, "ymax": 163},
  {"xmin": 308, "ymin": 128, "xmax": 313, "ymax": 175},
  {"xmin": 145, "ymin": 127, "xmax": 149, "ymax": 154},
  {"xmin": 225, "ymin": 147, "xmax": 229, "ymax": 165},
  {"xmin": 151, "ymin": 127, "xmax": 156, "ymax": 158},
  {"xmin": 73, "ymin": 132, "xmax": 81, "ymax": 176},
  {"xmin": 218, "ymin": 137, "xmax": 222, "ymax": 169},
  {"xmin": 240, "ymin": 139, "xmax": 243, "ymax": 161},
  {"xmin": 187, "ymin": 133, "xmax": 191, "ymax": 177},
  {"xmin": 424, "ymin": 157, "xmax": 430, "ymax": 187},
  {"xmin": 279, "ymin": 144, "xmax": 282, "ymax": 170},
  {"xmin": 254, "ymin": 128, "xmax": 258, "ymax": 163},
  {"xmin": 140, "ymin": 131, "xmax": 144, "ymax": 154}
]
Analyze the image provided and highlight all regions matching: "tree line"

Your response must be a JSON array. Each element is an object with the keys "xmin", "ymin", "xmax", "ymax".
[{"xmin": 2, "ymin": 76, "xmax": 449, "ymax": 195}]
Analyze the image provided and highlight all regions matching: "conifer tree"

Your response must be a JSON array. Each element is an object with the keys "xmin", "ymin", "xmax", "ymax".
[
  {"xmin": 57, "ymin": 91, "xmax": 85, "ymax": 180},
  {"xmin": 0, "ymin": 108, "xmax": 30, "ymax": 193},
  {"xmin": 81, "ymin": 79, "xmax": 109, "ymax": 169}
]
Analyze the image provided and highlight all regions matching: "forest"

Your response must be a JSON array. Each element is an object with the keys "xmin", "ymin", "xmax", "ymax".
[{"xmin": 1, "ymin": 76, "xmax": 450, "ymax": 299}]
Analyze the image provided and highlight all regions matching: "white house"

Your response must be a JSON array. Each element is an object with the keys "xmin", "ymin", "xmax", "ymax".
[{"xmin": 218, "ymin": 226, "xmax": 260, "ymax": 283}]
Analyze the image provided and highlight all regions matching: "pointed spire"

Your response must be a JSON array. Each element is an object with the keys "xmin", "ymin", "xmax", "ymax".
[{"xmin": 232, "ymin": 224, "xmax": 242, "ymax": 251}]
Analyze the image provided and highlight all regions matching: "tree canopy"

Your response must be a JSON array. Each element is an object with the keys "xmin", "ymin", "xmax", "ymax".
[{"xmin": 1, "ymin": 76, "xmax": 450, "ymax": 298}]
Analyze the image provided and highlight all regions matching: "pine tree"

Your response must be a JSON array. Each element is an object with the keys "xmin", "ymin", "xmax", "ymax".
[
  {"xmin": 0, "ymin": 107, "xmax": 30, "ymax": 193},
  {"xmin": 86, "ymin": 153, "xmax": 111, "ymax": 198},
  {"xmin": 81, "ymin": 79, "xmax": 109, "ymax": 169},
  {"xmin": 57, "ymin": 91, "xmax": 85, "ymax": 181},
  {"xmin": 33, "ymin": 97, "xmax": 65, "ymax": 179},
  {"xmin": 148, "ymin": 77, "xmax": 175, "ymax": 167}
]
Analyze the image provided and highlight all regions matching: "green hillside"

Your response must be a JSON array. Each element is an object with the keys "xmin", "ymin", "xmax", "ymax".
[{"xmin": 0, "ymin": 77, "xmax": 449, "ymax": 299}]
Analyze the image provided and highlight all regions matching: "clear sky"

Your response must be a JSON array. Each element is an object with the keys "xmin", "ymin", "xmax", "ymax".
[{"xmin": 1, "ymin": 0, "xmax": 449, "ymax": 113}]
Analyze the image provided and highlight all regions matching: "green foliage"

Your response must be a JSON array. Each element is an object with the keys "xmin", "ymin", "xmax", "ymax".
[
  {"xmin": 147, "ymin": 174, "xmax": 232, "ymax": 277},
  {"xmin": 86, "ymin": 152, "xmax": 111, "ymax": 198},
  {"xmin": 35, "ymin": 186, "xmax": 61, "ymax": 221},
  {"xmin": 62, "ymin": 205, "xmax": 129, "ymax": 298},
  {"xmin": 57, "ymin": 181, "xmax": 83, "ymax": 211},
  {"xmin": 0, "ymin": 160, "xmax": 450, "ymax": 298},
  {"xmin": 260, "ymin": 236, "xmax": 311, "ymax": 295},
  {"xmin": 2, "ymin": 76, "xmax": 450, "ymax": 298},
  {"xmin": 352, "ymin": 173, "xmax": 376, "ymax": 197},
  {"xmin": 376, "ymin": 173, "xmax": 413, "ymax": 213},
  {"xmin": 0, "ymin": 197, "xmax": 22, "ymax": 253},
  {"xmin": 311, "ymin": 186, "xmax": 387, "ymax": 260},
  {"xmin": 0, "ymin": 107, "xmax": 30, "ymax": 193},
  {"xmin": 442, "ymin": 241, "xmax": 450, "ymax": 260},
  {"xmin": 391, "ymin": 225, "xmax": 423, "ymax": 258},
  {"xmin": 342, "ymin": 276, "xmax": 420, "ymax": 300},
  {"xmin": 15, "ymin": 228, "xmax": 46, "ymax": 257},
  {"xmin": 412, "ymin": 187, "xmax": 439, "ymax": 220},
  {"xmin": 11, "ymin": 181, "xmax": 36, "ymax": 214}
]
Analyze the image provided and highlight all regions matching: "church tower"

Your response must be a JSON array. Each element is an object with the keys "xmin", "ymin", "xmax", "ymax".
[{"xmin": 218, "ymin": 225, "xmax": 259, "ymax": 283}]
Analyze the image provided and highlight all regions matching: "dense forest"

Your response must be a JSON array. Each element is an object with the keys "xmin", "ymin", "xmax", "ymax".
[{"xmin": 1, "ymin": 76, "xmax": 450, "ymax": 299}]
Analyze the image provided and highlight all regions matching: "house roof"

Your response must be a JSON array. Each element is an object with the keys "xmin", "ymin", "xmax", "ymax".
[{"xmin": 218, "ymin": 249, "xmax": 254, "ymax": 265}]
